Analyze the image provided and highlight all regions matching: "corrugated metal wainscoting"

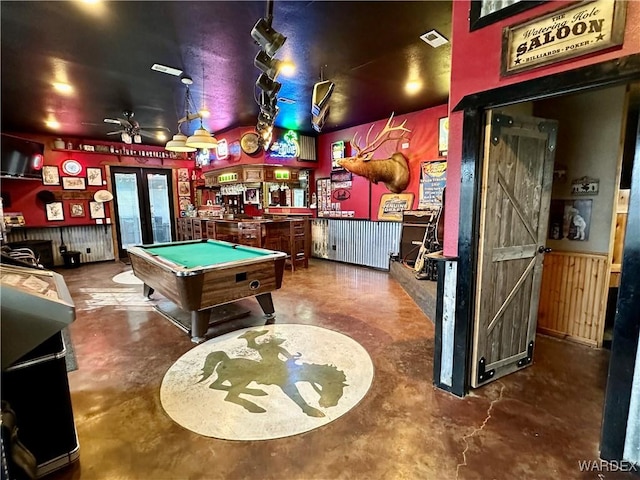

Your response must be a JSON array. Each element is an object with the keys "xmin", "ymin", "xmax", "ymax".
[
  {"xmin": 6, "ymin": 225, "xmax": 115, "ymax": 266},
  {"xmin": 311, "ymin": 219, "xmax": 401, "ymax": 270}
]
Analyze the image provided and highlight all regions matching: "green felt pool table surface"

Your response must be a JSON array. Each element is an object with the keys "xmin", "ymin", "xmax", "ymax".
[{"xmin": 143, "ymin": 240, "xmax": 270, "ymax": 269}]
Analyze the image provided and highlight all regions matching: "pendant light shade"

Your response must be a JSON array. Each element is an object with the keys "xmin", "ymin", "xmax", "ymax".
[
  {"xmin": 185, "ymin": 128, "xmax": 218, "ymax": 150},
  {"xmin": 165, "ymin": 133, "xmax": 197, "ymax": 152}
]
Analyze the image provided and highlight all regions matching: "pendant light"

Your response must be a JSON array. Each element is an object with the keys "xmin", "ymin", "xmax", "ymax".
[
  {"xmin": 165, "ymin": 133, "xmax": 196, "ymax": 152},
  {"xmin": 185, "ymin": 66, "xmax": 217, "ymax": 150},
  {"xmin": 165, "ymin": 82, "xmax": 198, "ymax": 153},
  {"xmin": 185, "ymin": 124, "xmax": 218, "ymax": 150}
]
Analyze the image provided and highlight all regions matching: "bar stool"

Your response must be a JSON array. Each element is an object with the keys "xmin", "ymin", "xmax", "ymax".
[
  {"xmin": 238, "ymin": 222, "xmax": 262, "ymax": 248},
  {"xmin": 282, "ymin": 219, "xmax": 308, "ymax": 271}
]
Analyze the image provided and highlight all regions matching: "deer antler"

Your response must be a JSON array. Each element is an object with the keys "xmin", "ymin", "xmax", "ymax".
[{"xmin": 349, "ymin": 113, "xmax": 411, "ymax": 161}]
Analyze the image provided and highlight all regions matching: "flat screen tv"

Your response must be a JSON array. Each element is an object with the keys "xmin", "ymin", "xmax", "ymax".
[{"xmin": 1, "ymin": 134, "xmax": 45, "ymax": 179}]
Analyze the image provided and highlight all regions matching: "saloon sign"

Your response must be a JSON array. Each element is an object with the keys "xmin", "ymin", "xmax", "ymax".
[{"xmin": 501, "ymin": 0, "xmax": 627, "ymax": 76}]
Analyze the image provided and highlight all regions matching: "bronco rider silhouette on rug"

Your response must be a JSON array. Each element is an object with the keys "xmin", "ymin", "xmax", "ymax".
[{"xmin": 199, "ymin": 330, "xmax": 347, "ymax": 418}]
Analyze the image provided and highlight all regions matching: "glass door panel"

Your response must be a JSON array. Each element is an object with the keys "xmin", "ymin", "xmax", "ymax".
[
  {"xmin": 147, "ymin": 173, "xmax": 172, "ymax": 244},
  {"xmin": 113, "ymin": 172, "xmax": 143, "ymax": 250},
  {"xmin": 110, "ymin": 167, "xmax": 175, "ymax": 258}
]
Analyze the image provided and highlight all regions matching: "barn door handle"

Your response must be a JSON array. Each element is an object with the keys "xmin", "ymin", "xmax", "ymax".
[{"xmin": 538, "ymin": 246, "xmax": 552, "ymax": 254}]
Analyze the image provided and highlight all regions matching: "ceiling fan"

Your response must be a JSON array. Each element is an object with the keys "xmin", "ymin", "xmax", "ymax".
[{"xmin": 102, "ymin": 110, "xmax": 169, "ymax": 144}]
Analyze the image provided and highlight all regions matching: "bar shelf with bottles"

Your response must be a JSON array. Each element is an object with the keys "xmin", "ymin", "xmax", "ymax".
[{"xmin": 176, "ymin": 164, "xmax": 313, "ymax": 269}]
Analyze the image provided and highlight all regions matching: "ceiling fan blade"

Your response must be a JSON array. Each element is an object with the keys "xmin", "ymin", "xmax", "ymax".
[
  {"xmin": 139, "ymin": 126, "xmax": 170, "ymax": 132},
  {"xmin": 116, "ymin": 118, "xmax": 133, "ymax": 129},
  {"xmin": 104, "ymin": 118, "xmax": 121, "ymax": 125},
  {"xmin": 106, "ymin": 131, "xmax": 122, "ymax": 136},
  {"xmin": 137, "ymin": 130, "xmax": 160, "ymax": 139}
]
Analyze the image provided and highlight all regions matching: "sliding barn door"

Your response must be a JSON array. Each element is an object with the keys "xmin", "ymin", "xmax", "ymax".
[{"xmin": 471, "ymin": 111, "xmax": 557, "ymax": 388}]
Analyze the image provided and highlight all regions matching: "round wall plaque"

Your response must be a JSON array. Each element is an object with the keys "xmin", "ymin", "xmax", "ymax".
[
  {"xmin": 61, "ymin": 159, "xmax": 82, "ymax": 176},
  {"xmin": 240, "ymin": 132, "xmax": 261, "ymax": 155}
]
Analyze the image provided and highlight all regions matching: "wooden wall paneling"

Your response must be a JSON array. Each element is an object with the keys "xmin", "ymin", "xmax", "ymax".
[{"xmin": 537, "ymin": 251, "xmax": 609, "ymax": 346}]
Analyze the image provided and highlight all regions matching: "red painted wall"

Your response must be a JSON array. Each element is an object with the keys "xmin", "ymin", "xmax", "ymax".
[
  {"xmin": 317, "ymin": 104, "xmax": 449, "ymax": 221},
  {"xmin": 444, "ymin": 0, "xmax": 640, "ymax": 256},
  {"xmin": 1, "ymin": 133, "xmax": 194, "ymax": 228}
]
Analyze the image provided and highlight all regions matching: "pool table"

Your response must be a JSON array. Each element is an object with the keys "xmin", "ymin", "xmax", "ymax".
[{"xmin": 127, "ymin": 239, "xmax": 286, "ymax": 343}]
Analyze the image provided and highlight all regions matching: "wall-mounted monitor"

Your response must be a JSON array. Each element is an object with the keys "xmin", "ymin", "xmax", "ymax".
[{"xmin": 1, "ymin": 134, "xmax": 45, "ymax": 180}]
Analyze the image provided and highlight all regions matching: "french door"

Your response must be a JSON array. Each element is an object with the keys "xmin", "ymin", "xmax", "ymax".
[{"xmin": 110, "ymin": 167, "xmax": 175, "ymax": 258}]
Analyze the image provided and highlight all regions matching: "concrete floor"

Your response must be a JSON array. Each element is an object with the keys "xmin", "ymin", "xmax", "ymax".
[{"xmin": 45, "ymin": 259, "xmax": 632, "ymax": 480}]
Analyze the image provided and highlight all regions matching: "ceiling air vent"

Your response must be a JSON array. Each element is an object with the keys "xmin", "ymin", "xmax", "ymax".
[
  {"xmin": 420, "ymin": 30, "xmax": 448, "ymax": 48},
  {"xmin": 151, "ymin": 63, "xmax": 183, "ymax": 77}
]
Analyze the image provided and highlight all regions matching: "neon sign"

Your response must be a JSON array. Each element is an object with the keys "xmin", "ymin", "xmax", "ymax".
[{"xmin": 269, "ymin": 130, "xmax": 299, "ymax": 159}]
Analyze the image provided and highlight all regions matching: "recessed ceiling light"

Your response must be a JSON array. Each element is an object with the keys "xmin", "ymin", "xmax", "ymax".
[
  {"xmin": 199, "ymin": 108, "xmax": 211, "ymax": 118},
  {"xmin": 156, "ymin": 132, "xmax": 167, "ymax": 141},
  {"xmin": 405, "ymin": 80, "xmax": 422, "ymax": 95},
  {"xmin": 45, "ymin": 119, "xmax": 61, "ymax": 129},
  {"xmin": 53, "ymin": 82, "xmax": 73, "ymax": 94},
  {"xmin": 151, "ymin": 63, "xmax": 183, "ymax": 77},
  {"xmin": 420, "ymin": 30, "xmax": 448, "ymax": 48}
]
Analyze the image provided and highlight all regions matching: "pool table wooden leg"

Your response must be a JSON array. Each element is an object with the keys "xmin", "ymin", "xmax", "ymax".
[
  {"xmin": 143, "ymin": 284, "xmax": 155, "ymax": 298},
  {"xmin": 191, "ymin": 310, "xmax": 210, "ymax": 343},
  {"xmin": 256, "ymin": 293, "xmax": 276, "ymax": 319}
]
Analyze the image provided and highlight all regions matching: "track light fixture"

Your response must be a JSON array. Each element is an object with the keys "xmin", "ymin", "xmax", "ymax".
[
  {"xmin": 254, "ymin": 50, "xmax": 282, "ymax": 80},
  {"xmin": 251, "ymin": 17, "xmax": 287, "ymax": 57},
  {"xmin": 256, "ymin": 73, "xmax": 281, "ymax": 97}
]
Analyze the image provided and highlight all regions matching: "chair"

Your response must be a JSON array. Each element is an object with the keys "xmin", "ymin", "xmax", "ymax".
[
  {"xmin": 238, "ymin": 222, "xmax": 262, "ymax": 248},
  {"xmin": 281, "ymin": 219, "xmax": 308, "ymax": 271}
]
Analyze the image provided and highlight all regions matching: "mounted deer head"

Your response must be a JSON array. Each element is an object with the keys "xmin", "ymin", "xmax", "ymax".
[{"xmin": 337, "ymin": 113, "xmax": 411, "ymax": 194}]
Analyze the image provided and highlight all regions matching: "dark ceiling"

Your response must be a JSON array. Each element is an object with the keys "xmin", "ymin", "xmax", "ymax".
[{"xmin": 0, "ymin": 1, "xmax": 452, "ymax": 147}]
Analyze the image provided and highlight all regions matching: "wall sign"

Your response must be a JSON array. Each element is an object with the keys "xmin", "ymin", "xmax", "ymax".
[
  {"xmin": 269, "ymin": 130, "xmax": 300, "ymax": 159},
  {"xmin": 571, "ymin": 176, "xmax": 599, "ymax": 195},
  {"xmin": 218, "ymin": 172, "xmax": 238, "ymax": 183},
  {"xmin": 274, "ymin": 170, "xmax": 290, "ymax": 180},
  {"xmin": 501, "ymin": 0, "xmax": 627, "ymax": 76},
  {"xmin": 419, "ymin": 161, "xmax": 447, "ymax": 209},
  {"xmin": 331, "ymin": 140, "xmax": 346, "ymax": 170},
  {"xmin": 378, "ymin": 193, "xmax": 414, "ymax": 222},
  {"xmin": 216, "ymin": 139, "xmax": 228, "ymax": 160}
]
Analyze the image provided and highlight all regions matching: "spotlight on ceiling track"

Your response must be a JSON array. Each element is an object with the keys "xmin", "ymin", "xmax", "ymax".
[
  {"xmin": 251, "ymin": 17, "xmax": 287, "ymax": 57},
  {"xmin": 256, "ymin": 73, "xmax": 281, "ymax": 97},
  {"xmin": 254, "ymin": 50, "xmax": 282, "ymax": 80}
]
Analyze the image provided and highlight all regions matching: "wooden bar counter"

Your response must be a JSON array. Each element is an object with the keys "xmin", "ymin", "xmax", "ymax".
[{"xmin": 177, "ymin": 217, "xmax": 310, "ymax": 270}]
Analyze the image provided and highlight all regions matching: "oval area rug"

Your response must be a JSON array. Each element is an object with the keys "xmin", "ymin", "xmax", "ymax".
[{"xmin": 160, "ymin": 324, "xmax": 374, "ymax": 440}]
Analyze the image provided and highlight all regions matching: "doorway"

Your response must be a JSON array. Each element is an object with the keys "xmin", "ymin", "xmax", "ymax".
[{"xmin": 110, "ymin": 167, "xmax": 175, "ymax": 259}]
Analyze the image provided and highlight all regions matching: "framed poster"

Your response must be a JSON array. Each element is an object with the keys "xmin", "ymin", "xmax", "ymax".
[
  {"xmin": 62, "ymin": 176, "xmax": 86, "ymax": 190},
  {"xmin": 86, "ymin": 167, "xmax": 103, "ymax": 186},
  {"xmin": 178, "ymin": 181, "xmax": 191, "ymax": 196},
  {"xmin": 69, "ymin": 202, "xmax": 85, "ymax": 218},
  {"xmin": 89, "ymin": 201, "xmax": 105, "ymax": 219},
  {"xmin": 419, "ymin": 161, "xmax": 447, "ymax": 209},
  {"xmin": 438, "ymin": 117, "xmax": 449, "ymax": 157},
  {"xmin": 243, "ymin": 188, "xmax": 259, "ymax": 204},
  {"xmin": 470, "ymin": 0, "xmax": 546, "ymax": 31},
  {"xmin": 177, "ymin": 168, "xmax": 189, "ymax": 182},
  {"xmin": 548, "ymin": 199, "xmax": 592, "ymax": 241},
  {"xmin": 45, "ymin": 202, "xmax": 64, "ymax": 221},
  {"xmin": 42, "ymin": 166, "xmax": 60, "ymax": 185}
]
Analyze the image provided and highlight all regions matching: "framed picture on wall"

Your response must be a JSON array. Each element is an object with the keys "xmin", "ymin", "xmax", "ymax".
[
  {"xmin": 42, "ymin": 166, "xmax": 60, "ymax": 185},
  {"xmin": 469, "ymin": 0, "xmax": 546, "ymax": 31},
  {"xmin": 438, "ymin": 117, "xmax": 449, "ymax": 157},
  {"xmin": 89, "ymin": 201, "xmax": 105, "ymax": 219},
  {"xmin": 243, "ymin": 188, "xmax": 259, "ymax": 204},
  {"xmin": 62, "ymin": 176, "xmax": 86, "ymax": 190},
  {"xmin": 70, "ymin": 202, "xmax": 85, "ymax": 218},
  {"xmin": 178, "ymin": 181, "xmax": 191, "ymax": 196},
  {"xmin": 86, "ymin": 167, "xmax": 103, "ymax": 186},
  {"xmin": 45, "ymin": 202, "xmax": 64, "ymax": 221}
]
